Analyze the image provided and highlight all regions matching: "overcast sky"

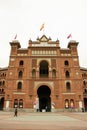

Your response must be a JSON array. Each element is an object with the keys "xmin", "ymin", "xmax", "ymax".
[{"xmin": 0, "ymin": 0, "xmax": 87, "ymax": 68}]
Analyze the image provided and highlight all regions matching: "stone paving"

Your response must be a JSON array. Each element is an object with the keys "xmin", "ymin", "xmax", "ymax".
[{"xmin": 0, "ymin": 111, "xmax": 87, "ymax": 130}]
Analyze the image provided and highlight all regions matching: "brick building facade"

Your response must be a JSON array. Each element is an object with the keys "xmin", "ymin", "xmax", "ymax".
[{"xmin": 0, "ymin": 35, "xmax": 87, "ymax": 112}]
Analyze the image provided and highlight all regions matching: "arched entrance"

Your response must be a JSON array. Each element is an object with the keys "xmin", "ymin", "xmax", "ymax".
[
  {"xmin": 37, "ymin": 85, "xmax": 51, "ymax": 112},
  {"xmin": 84, "ymin": 98, "xmax": 87, "ymax": 111},
  {"xmin": 0, "ymin": 97, "xmax": 4, "ymax": 110}
]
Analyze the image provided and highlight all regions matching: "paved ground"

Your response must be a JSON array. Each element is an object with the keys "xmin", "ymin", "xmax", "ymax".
[{"xmin": 0, "ymin": 111, "xmax": 87, "ymax": 130}]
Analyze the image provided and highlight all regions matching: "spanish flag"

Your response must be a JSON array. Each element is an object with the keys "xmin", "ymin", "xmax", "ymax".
[{"xmin": 40, "ymin": 23, "xmax": 44, "ymax": 31}]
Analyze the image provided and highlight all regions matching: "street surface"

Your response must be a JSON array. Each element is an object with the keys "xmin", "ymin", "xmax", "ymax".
[{"xmin": 0, "ymin": 111, "xmax": 87, "ymax": 130}]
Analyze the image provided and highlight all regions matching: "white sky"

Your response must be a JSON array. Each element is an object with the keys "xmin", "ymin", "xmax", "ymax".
[{"xmin": 0, "ymin": 0, "xmax": 87, "ymax": 68}]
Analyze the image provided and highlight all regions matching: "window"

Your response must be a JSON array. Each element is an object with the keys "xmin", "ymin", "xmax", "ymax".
[
  {"xmin": 19, "ymin": 99, "xmax": 23, "ymax": 108},
  {"xmin": 65, "ymin": 99, "xmax": 69, "ymax": 109},
  {"xmin": 39, "ymin": 61, "xmax": 49, "ymax": 77},
  {"xmin": 84, "ymin": 89, "xmax": 87, "ymax": 93},
  {"xmin": 14, "ymin": 99, "xmax": 23, "ymax": 108},
  {"xmin": 32, "ymin": 69, "xmax": 36, "ymax": 77},
  {"xmin": 83, "ymin": 81, "xmax": 86, "ymax": 86},
  {"xmin": 66, "ymin": 82, "xmax": 71, "ymax": 92},
  {"xmin": 52, "ymin": 69, "xmax": 56, "ymax": 77},
  {"xmin": 65, "ymin": 70, "xmax": 70, "ymax": 78},
  {"xmin": 64, "ymin": 60, "xmax": 69, "ymax": 66},
  {"xmin": 18, "ymin": 71, "xmax": 23, "ymax": 78},
  {"xmin": 70, "ymin": 99, "xmax": 74, "ymax": 108},
  {"xmin": 2, "ymin": 89, "xmax": 4, "ymax": 92},
  {"xmin": 14, "ymin": 99, "xmax": 18, "ymax": 108},
  {"xmin": 17, "ymin": 82, "xmax": 22, "ymax": 90},
  {"xmin": 19, "ymin": 60, "xmax": 24, "ymax": 66},
  {"xmin": 2, "ymin": 81, "xmax": 5, "ymax": 86},
  {"xmin": 0, "ymin": 81, "xmax": 2, "ymax": 86}
]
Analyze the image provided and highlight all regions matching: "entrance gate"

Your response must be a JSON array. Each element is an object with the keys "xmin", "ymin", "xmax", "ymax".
[
  {"xmin": 0, "ymin": 97, "xmax": 4, "ymax": 110},
  {"xmin": 37, "ymin": 85, "xmax": 51, "ymax": 112},
  {"xmin": 84, "ymin": 98, "xmax": 87, "ymax": 111}
]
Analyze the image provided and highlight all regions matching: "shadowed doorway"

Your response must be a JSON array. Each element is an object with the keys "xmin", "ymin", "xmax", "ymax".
[
  {"xmin": 37, "ymin": 85, "xmax": 51, "ymax": 112},
  {"xmin": 0, "ymin": 97, "xmax": 4, "ymax": 110},
  {"xmin": 84, "ymin": 98, "xmax": 87, "ymax": 111}
]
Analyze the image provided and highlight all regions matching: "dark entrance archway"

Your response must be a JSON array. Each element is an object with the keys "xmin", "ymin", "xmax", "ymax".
[
  {"xmin": 84, "ymin": 98, "xmax": 87, "ymax": 111},
  {"xmin": 0, "ymin": 97, "xmax": 4, "ymax": 110},
  {"xmin": 37, "ymin": 85, "xmax": 51, "ymax": 112}
]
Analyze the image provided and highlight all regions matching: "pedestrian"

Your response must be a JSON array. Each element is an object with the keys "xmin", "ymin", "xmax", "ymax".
[
  {"xmin": 45, "ymin": 106, "xmax": 47, "ymax": 112},
  {"xmin": 14, "ymin": 108, "xmax": 18, "ymax": 117}
]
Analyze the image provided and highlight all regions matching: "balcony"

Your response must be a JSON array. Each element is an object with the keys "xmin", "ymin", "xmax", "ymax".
[{"xmin": 40, "ymin": 74, "xmax": 48, "ymax": 78}]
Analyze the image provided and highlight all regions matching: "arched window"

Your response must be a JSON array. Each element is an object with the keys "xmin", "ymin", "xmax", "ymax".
[
  {"xmin": 84, "ymin": 89, "xmax": 87, "ymax": 93},
  {"xmin": 70, "ymin": 99, "xmax": 74, "ymax": 108},
  {"xmin": 39, "ymin": 61, "xmax": 49, "ymax": 77},
  {"xmin": 18, "ymin": 71, "xmax": 23, "ymax": 78},
  {"xmin": 65, "ymin": 99, "xmax": 69, "ymax": 109},
  {"xmin": 0, "ymin": 81, "xmax": 2, "ymax": 86},
  {"xmin": 2, "ymin": 81, "xmax": 5, "ymax": 86},
  {"xmin": 83, "ymin": 81, "xmax": 86, "ymax": 86},
  {"xmin": 14, "ymin": 99, "xmax": 18, "ymax": 108},
  {"xmin": 66, "ymin": 82, "xmax": 71, "ymax": 92},
  {"xmin": 19, "ymin": 99, "xmax": 23, "ymax": 108},
  {"xmin": 64, "ymin": 60, "xmax": 69, "ymax": 66},
  {"xmin": 65, "ymin": 70, "xmax": 70, "ymax": 78},
  {"xmin": 52, "ymin": 69, "xmax": 56, "ymax": 77},
  {"xmin": 2, "ymin": 89, "xmax": 4, "ymax": 92},
  {"xmin": 19, "ymin": 60, "xmax": 24, "ymax": 66},
  {"xmin": 0, "ymin": 81, "xmax": 3, "ymax": 86},
  {"xmin": 17, "ymin": 82, "xmax": 22, "ymax": 90},
  {"xmin": 32, "ymin": 69, "xmax": 36, "ymax": 77},
  {"xmin": 5, "ymin": 73, "xmax": 6, "ymax": 77}
]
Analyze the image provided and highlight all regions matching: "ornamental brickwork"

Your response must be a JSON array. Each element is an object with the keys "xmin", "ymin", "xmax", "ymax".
[{"xmin": 0, "ymin": 35, "xmax": 87, "ymax": 112}]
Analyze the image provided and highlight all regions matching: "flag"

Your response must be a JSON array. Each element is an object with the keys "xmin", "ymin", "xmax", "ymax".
[
  {"xmin": 67, "ymin": 34, "xmax": 72, "ymax": 39},
  {"xmin": 14, "ymin": 34, "xmax": 17, "ymax": 39},
  {"xmin": 40, "ymin": 23, "xmax": 44, "ymax": 31}
]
